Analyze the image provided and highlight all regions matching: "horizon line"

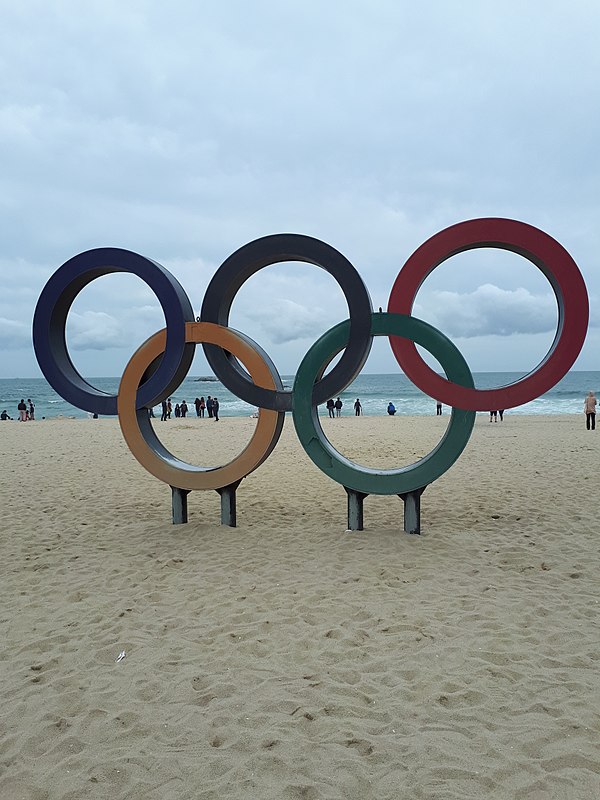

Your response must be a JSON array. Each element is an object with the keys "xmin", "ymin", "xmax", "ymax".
[{"xmin": 2, "ymin": 368, "xmax": 598, "ymax": 381}]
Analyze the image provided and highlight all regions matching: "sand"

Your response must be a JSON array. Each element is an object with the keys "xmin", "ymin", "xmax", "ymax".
[{"xmin": 1, "ymin": 413, "xmax": 599, "ymax": 799}]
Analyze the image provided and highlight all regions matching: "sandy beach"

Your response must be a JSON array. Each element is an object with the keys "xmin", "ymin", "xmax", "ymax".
[{"xmin": 1, "ymin": 413, "xmax": 599, "ymax": 799}]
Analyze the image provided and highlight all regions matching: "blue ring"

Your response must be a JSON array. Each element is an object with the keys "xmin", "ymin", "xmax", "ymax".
[{"xmin": 32, "ymin": 248, "xmax": 195, "ymax": 415}]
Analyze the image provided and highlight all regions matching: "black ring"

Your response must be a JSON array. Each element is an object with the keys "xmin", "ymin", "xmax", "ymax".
[
  {"xmin": 32, "ymin": 248, "xmax": 196, "ymax": 416},
  {"xmin": 200, "ymin": 234, "xmax": 373, "ymax": 411}
]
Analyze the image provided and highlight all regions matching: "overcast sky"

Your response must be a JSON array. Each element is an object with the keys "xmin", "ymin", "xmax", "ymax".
[{"xmin": 1, "ymin": 0, "xmax": 598, "ymax": 381}]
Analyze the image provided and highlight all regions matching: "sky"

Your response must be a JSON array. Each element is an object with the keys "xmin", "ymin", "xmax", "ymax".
[{"xmin": 1, "ymin": 0, "xmax": 598, "ymax": 382}]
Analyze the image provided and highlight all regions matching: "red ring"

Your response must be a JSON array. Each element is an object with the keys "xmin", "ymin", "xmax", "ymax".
[{"xmin": 387, "ymin": 218, "xmax": 589, "ymax": 411}]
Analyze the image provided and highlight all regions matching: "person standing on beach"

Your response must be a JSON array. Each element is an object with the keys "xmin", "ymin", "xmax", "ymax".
[
  {"xmin": 499, "ymin": 409, "xmax": 504, "ymax": 422},
  {"xmin": 180, "ymin": 400, "xmax": 188, "ymax": 417},
  {"xmin": 167, "ymin": 398, "xmax": 172, "ymax": 418},
  {"xmin": 334, "ymin": 397, "xmax": 343, "ymax": 417},
  {"xmin": 207, "ymin": 396, "xmax": 214, "ymax": 418},
  {"xmin": 194, "ymin": 397, "xmax": 201, "ymax": 417},
  {"xmin": 354, "ymin": 398, "xmax": 362, "ymax": 416},
  {"xmin": 490, "ymin": 410, "xmax": 498, "ymax": 422},
  {"xmin": 436, "ymin": 401, "xmax": 442, "ymax": 415},
  {"xmin": 28, "ymin": 399, "xmax": 35, "ymax": 420},
  {"xmin": 199, "ymin": 397, "xmax": 206, "ymax": 417},
  {"xmin": 161, "ymin": 399, "xmax": 168, "ymax": 421},
  {"xmin": 213, "ymin": 397, "xmax": 219, "ymax": 421},
  {"xmin": 17, "ymin": 399, "xmax": 27, "ymax": 421},
  {"xmin": 326, "ymin": 399, "xmax": 335, "ymax": 418},
  {"xmin": 584, "ymin": 391, "xmax": 596, "ymax": 430}
]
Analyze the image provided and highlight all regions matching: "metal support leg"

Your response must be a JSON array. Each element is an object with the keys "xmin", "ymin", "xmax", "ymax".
[
  {"xmin": 171, "ymin": 486, "xmax": 190, "ymax": 525},
  {"xmin": 398, "ymin": 486, "xmax": 426, "ymax": 535},
  {"xmin": 217, "ymin": 480, "xmax": 242, "ymax": 527},
  {"xmin": 345, "ymin": 487, "xmax": 368, "ymax": 531}
]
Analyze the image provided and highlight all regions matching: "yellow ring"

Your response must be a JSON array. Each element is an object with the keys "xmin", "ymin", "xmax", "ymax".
[{"xmin": 117, "ymin": 322, "xmax": 284, "ymax": 490}]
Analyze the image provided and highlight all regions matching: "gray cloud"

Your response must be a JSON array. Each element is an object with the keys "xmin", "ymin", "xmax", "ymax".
[
  {"xmin": 0, "ymin": 1, "xmax": 597, "ymax": 376},
  {"xmin": 245, "ymin": 299, "xmax": 335, "ymax": 345},
  {"xmin": 67, "ymin": 311, "xmax": 123, "ymax": 351},
  {"xmin": 416, "ymin": 285, "xmax": 558, "ymax": 338},
  {"xmin": 0, "ymin": 317, "xmax": 31, "ymax": 348}
]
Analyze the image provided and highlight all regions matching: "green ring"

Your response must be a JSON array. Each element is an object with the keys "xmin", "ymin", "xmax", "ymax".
[{"xmin": 292, "ymin": 313, "xmax": 476, "ymax": 495}]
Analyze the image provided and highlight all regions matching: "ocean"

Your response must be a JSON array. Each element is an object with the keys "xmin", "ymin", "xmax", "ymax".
[{"xmin": 1, "ymin": 371, "xmax": 597, "ymax": 420}]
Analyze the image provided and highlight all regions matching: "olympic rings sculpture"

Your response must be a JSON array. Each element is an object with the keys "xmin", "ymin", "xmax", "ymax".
[{"xmin": 33, "ymin": 218, "xmax": 588, "ymax": 507}]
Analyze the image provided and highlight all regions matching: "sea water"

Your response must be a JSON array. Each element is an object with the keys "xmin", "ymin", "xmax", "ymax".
[{"xmin": 1, "ymin": 371, "xmax": 597, "ymax": 420}]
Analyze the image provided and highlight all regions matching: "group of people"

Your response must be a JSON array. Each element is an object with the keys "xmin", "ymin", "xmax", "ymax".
[
  {"xmin": 325, "ymin": 398, "xmax": 363, "ymax": 418},
  {"xmin": 0, "ymin": 399, "xmax": 35, "ymax": 421},
  {"xmin": 13, "ymin": 399, "xmax": 34, "ymax": 421},
  {"xmin": 325, "ymin": 398, "xmax": 343, "ymax": 418},
  {"xmin": 193, "ymin": 396, "xmax": 219, "ymax": 418},
  {"xmin": 196, "ymin": 396, "xmax": 219, "ymax": 420},
  {"xmin": 160, "ymin": 396, "xmax": 220, "ymax": 421},
  {"xmin": 174, "ymin": 401, "xmax": 188, "ymax": 418}
]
